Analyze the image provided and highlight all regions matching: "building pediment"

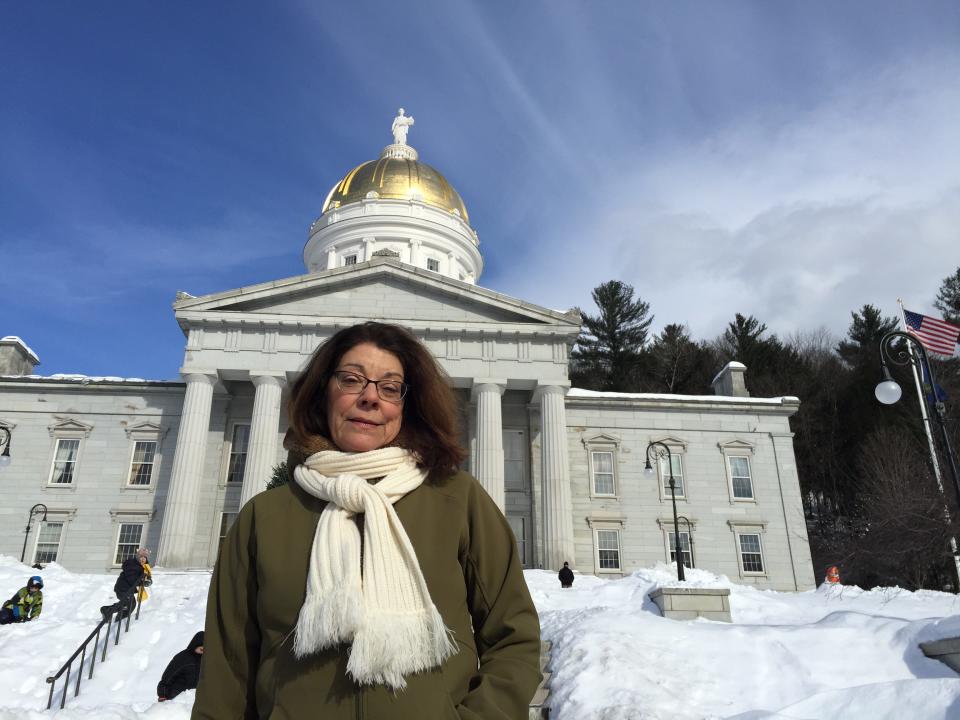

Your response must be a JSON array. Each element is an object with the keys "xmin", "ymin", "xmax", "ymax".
[
  {"xmin": 718, "ymin": 439, "xmax": 756, "ymax": 454},
  {"xmin": 652, "ymin": 436, "xmax": 688, "ymax": 450},
  {"xmin": 174, "ymin": 258, "xmax": 579, "ymax": 332},
  {"xmin": 48, "ymin": 417, "xmax": 94, "ymax": 437}
]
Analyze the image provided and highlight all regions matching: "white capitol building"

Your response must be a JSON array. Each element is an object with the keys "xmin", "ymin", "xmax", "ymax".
[{"xmin": 0, "ymin": 112, "xmax": 814, "ymax": 590}]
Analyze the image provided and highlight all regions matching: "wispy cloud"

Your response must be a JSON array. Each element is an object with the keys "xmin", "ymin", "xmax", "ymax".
[{"xmin": 502, "ymin": 49, "xmax": 960, "ymax": 340}]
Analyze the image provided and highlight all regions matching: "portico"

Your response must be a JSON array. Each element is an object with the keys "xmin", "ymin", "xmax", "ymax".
[{"xmin": 154, "ymin": 256, "xmax": 580, "ymax": 570}]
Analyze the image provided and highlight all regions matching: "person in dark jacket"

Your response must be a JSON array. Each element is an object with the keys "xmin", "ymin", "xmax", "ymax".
[
  {"xmin": 157, "ymin": 631, "xmax": 204, "ymax": 701},
  {"xmin": 559, "ymin": 561, "xmax": 574, "ymax": 588},
  {"xmin": 101, "ymin": 548, "xmax": 151, "ymax": 620},
  {"xmin": 114, "ymin": 548, "xmax": 150, "ymax": 599},
  {"xmin": 0, "ymin": 576, "xmax": 43, "ymax": 624}
]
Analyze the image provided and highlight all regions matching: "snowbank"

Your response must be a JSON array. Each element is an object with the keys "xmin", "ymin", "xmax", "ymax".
[{"xmin": 2, "ymin": 556, "xmax": 959, "ymax": 718}]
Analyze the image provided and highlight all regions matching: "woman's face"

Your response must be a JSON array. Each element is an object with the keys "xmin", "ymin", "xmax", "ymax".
[{"xmin": 326, "ymin": 342, "xmax": 405, "ymax": 452}]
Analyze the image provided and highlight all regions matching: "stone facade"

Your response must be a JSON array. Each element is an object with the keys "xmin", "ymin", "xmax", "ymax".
[
  {"xmin": 0, "ymin": 258, "xmax": 814, "ymax": 590},
  {"xmin": 564, "ymin": 392, "xmax": 813, "ymax": 590},
  {"xmin": 0, "ymin": 378, "xmax": 185, "ymax": 569}
]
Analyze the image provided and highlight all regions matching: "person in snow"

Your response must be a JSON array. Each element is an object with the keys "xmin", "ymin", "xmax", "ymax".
[
  {"xmin": 194, "ymin": 322, "xmax": 542, "ymax": 719},
  {"xmin": 0, "ymin": 575, "xmax": 43, "ymax": 624},
  {"xmin": 559, "ymin": 561, "xmax": 574, "ymax": 588},
  {"xmin": 157, "ymin": 631, "xmax": 204, "ymax": 701},
  {"xmin": 101, "ymin": 548, "xmax": 151, "ymax": 620}
]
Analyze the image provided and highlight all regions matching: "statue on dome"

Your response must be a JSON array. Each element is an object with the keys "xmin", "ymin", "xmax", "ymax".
[{"xmin": 391, "ymin": 108, "xmax": 415, "ymax": 145}]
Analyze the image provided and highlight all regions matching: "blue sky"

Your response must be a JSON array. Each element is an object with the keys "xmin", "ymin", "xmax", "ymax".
[{"xmin": 2, "ymin": 1, "xmax": 959, "ymax": 378}]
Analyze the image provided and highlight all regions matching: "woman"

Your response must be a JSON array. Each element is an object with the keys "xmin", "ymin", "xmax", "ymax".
[{"xmin": 193, "ymin": 322, "xmax": 541, "ymax": 719}]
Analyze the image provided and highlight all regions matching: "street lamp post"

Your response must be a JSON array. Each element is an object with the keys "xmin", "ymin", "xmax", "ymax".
[
  {"xmin": 0, "ymin": 426, "xmax": 11, "ymax": 468},
  {"xmin": 875, "ymin": 331, "xmax": 960, "ymax": 508},
  {"xmin": 20, "ymin": 504, "xmax": 48, "ymax": 564},
  {"xmin": 644, "ymin": 441, "xmax": 685, "ymax": 581}
]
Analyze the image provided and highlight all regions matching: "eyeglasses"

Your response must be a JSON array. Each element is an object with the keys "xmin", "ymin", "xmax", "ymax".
[{"xmin": 332, "ymin": 370, "xmax": 408, "ymax": 404}]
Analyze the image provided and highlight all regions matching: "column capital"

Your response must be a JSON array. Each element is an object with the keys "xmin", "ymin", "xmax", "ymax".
[
  {"xmin": 178, "ymin": 369, "xmax": 219, "ymax": 385},
  {"xmin": 532, "ymin": 382, "xmax": 570, "ymax": 402},
  {"xmin": 471, "ymin": 380, "xmax": 507, "ymax": 401},
  {"xmin": 250, "ymin": 372, "xmax": 287, "ymax": 388}
]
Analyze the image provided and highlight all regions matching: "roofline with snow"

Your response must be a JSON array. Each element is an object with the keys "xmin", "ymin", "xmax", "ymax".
[{"xmin": 566, "ymin": 388, "xmax": 800, "ymax": 415}]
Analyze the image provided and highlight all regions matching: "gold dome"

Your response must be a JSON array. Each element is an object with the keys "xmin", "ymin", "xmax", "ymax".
[{"xmin": 322, "ymin": 157, "xmax": 470, "ymax": 223}]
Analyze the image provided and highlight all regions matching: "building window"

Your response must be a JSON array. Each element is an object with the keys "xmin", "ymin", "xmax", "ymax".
[
  {"xmin": 503, "ymin": 429, "xmax": 527, "ymax": 490},
  {"xmin": 668, "ymin": 531, "xmax": 693, "ymax": 568},
  {"xmin": 659, "ymin": 454, "xmax": 685, "ymax": 498},
  {"xmin": 342, "ymin": 254, "xmax": 358, "ymax": 266},
  {"xmin": 227, "ymin": 424, "xmax": 250, "ymax": 483},
  {"xmin": 34, "ymin": 521, "xmax": 64, "ymax": 564},
  {"xmin": 591, "ymin": 451, "xmax": 616, "ymax": 496},
  {"xmin": 219, "ymin": 512, "xmax": 238, "ymax": 552},
  {"xmin": 127, "ymin": 441, "xmax": 157, "ymax": 486},
  {"xmin": 49, "ymin": 438, "xmax": 81, "ymax": 485},
  {"xmin": 115, "ymin": 523, "xmax": 144, "ymax": 565},
  {"xmin": 595, "ymin": 529, "xmax": 621, "ymax": 571},
  {"xmin": 728, "ymin": 456, "xmax": 754, "ymax": 499},
  {"xmin": 737, "ymin": 532, "xmax": 765, "ymax": 573},
  {"xmin": 427, "ymin": 258, "xmax": 439, "ymax": 272},
  {"xmin": 507, "ymin": 516, "xmax": 528, "ymax": 566},
  {"xmin": 583, "ymin": 434, "xmax": 621, "ymax": 499}
]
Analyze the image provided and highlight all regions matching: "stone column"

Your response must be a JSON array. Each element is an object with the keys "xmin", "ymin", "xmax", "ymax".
[
  {"xmin": 157, "ymin": 372, "xmax": 217, "ymax": 568},
  {"xmin": 240, "ymin": 373, "xmax": 286, "ymax": 508},
  {"xmin": 539, "ymin": 385, "xmax": 574, "ymax": 570},
  {"xmin": 409, "ymin": 238, "xmax": 422, "ymax": 267},
  {"xmin": 473, "ymin": 382, "xmax": 506, "ymax": 511},
  {"xmin": 326, "ymin": 245, "xmax": 337, "ymax": 270}
]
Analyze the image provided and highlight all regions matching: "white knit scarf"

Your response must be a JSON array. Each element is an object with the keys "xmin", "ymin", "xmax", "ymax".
[{"xmin": 292, "ymin": 446, "xmax": 457, "ymax": 689}]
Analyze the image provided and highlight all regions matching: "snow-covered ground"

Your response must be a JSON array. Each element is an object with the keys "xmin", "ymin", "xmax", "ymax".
[{"xmin": 1, "ymin": 555, "xmax": 959, "ymax": 719}]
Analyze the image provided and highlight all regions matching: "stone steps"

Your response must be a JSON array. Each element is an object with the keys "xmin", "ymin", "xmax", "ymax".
[{"xmin": 529, "ymin": 641, "xmax": 552, "ymax": 719}]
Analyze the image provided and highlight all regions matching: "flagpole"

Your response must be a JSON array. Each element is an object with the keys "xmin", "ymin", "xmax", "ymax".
[{"xmin": 897, "ymin": 298, "xmax": 960, "ymax": 586}]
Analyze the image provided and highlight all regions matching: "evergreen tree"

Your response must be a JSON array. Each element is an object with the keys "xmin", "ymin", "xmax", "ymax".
[
  {"xmin": 571, "ymin": 280, "xmax": 653, "ymax": 391},
  {"xmin": 835, "ymin": 304, "xmax": 898, "ymax": 368},
  {"xmin": 713, "ymin": 313, "xmax": 799, "ymax": 396},
  {"xmin": 718, "ymin": 313, "xmax": 769, "ymax": 359},
  {"xmin": 934, "ymin": 267, "xmax": 960, "ymax": 325},
  {"xmin": 830, "ymin": 305, "xmax": 913, "ymax": 518},
  {"xmin": 266, "ymin": 462, "xmax": 290, "ymax": 490}
]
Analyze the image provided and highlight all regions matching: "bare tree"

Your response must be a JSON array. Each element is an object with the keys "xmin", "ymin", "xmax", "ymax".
[{"xmin": 846, "ymin": 427, "xmax": 958, "ymax": 590}]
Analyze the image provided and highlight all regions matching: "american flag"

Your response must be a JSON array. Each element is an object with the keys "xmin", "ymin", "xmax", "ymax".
[{"xmin": 904, "ymin": 309, "xmax": 960, "ymax": 357}]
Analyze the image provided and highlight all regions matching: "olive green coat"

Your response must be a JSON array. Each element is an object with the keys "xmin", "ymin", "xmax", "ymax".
[{"xmin": 192, "ymin": 469, "xmax": 541, "ymax": 719}]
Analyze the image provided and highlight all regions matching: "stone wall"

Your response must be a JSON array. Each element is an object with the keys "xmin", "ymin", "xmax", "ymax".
[
  {"xmin": 564, "ymin": 396, "xmax": 815, "ymax": 591},
  {"xmin": 0, "ymin": 379, "xmax": 185, "ymax": 573}
]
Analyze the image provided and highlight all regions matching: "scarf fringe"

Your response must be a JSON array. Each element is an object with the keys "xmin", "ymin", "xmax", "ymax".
[
  {"xmin": 346, "ymin": 604, "xmax": 458, "ymax": 689},
  {"xmin": 293, "ymin": 584, "xmax": 363, "ymax": 658}
]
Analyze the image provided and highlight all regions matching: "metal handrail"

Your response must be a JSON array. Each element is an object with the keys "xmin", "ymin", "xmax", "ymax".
[{"xmin": 45, "ymin": 581, "xmax": 145, "ymax": 710}]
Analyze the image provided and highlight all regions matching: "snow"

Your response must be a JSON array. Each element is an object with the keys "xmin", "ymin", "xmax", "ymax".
[
  {"xmin": 1, "ymin": 556, "xmax": 959, "ymax": 718},
  {"xmin": 0, "ymin": 556, "xmax": 205, "ymax": 719},
  {"xmin": 0, "ymin": 374, "xmax": 172, "ymax": 384}
]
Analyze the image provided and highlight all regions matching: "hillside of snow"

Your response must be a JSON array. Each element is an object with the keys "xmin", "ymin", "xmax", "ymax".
[{"xmin": 1, "ymin": 555, "xmax": 959, "ymax": 718}]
